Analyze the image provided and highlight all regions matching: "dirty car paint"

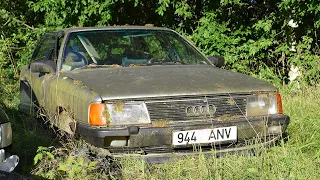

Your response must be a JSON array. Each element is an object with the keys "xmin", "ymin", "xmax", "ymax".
[
  {"xmin": 64, "ymin": 65, "xmax": 277, "ymax": 100},
  {"xmin": 18, "ymin": 26, "xmax": 289, "ymax": 158}
]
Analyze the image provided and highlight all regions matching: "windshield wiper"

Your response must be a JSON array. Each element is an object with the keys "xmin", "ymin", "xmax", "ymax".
[
  {"xmin": 162, "ymin": 61, "xmax": 182, "ymax": 65},
  {"xmin": 146, "ymin": 61, "xmax": 182, "ymax": 66},
  {"xmin": 146, "ymin": 57, "xmax": 182, "ymax": 66},
  {"xmin": 73, "ymin": 64, "xmax": 120, "ymax": 70}
]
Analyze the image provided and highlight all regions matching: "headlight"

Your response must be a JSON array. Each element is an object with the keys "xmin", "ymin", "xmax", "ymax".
[
  {"xmin": 88, "ymin": 102, "xmax": 151, "ymax": 126},
  {"xmin": 246, "ymin": 93, "xmax": 283, "ymax": 116},
  {"xmin": 106, "ymin": 102, "xmax": 151, "ymax": 125}
]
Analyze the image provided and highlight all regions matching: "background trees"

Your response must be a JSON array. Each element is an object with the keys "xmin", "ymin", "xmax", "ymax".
[{"xmin": 1, "ymin": 0, "xmax": 319, "ymax": 86}]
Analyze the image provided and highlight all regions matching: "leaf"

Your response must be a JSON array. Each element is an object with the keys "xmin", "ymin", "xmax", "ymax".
[
  {"xmin": 46, "ymin": 152, "xmax": 55, "ymax": 159},
  {"xmin": 34, "ymin": 153, "xmax": 43, "ymax": 165},
  {"xmin": 247, "ymin": 168, "xmax": 258, "ymax": 173},
  {"xmin": 88, "ymin": 161, "xmax": 97, "ymax": 167},
  {"xmin": 36, "ymin": 146, "xmax": 48, "ymax": 153},
  {"xmin": 57, "ymin": 163, "xmax": 68, "ymax": 172},
  {"xmin": 77, "ymin": 156, "xmax": 84, "ymax": 165}
]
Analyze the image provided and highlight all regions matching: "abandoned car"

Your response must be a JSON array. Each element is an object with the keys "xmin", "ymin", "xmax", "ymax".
[{"xmin": 19, "ymin": 26, "xmax": 289, "ymax": 162}]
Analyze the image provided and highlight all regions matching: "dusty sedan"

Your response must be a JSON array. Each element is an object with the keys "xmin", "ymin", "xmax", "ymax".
[{"xmin": 19, "ymin": 26, "xmax": 289, "ymax": 162}]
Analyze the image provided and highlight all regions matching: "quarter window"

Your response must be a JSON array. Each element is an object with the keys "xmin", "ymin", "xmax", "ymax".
[{"xmin": 32, "ymin": 33, "xmax": 57, "ymax": 61}]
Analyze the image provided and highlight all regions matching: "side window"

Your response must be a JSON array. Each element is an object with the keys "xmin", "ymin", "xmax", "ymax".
[{"xmin": 32, "ymin": 33, "xmax": 57, "ymax": 61}]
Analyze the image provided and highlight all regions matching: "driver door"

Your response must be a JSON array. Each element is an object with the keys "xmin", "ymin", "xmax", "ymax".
[{"xmin": 19, "ymin": 33, "xmax": 58, "ymax": 114}]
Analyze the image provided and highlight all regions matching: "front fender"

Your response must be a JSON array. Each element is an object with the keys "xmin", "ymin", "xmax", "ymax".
[{"xmin": 44, "ymin": 75, "xmax": 102, "ymax": 124}]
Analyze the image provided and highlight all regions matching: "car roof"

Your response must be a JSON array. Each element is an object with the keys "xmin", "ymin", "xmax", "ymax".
[{"xmin": 60, "ymin": 26, "xmax": 172, "ymax": 34}]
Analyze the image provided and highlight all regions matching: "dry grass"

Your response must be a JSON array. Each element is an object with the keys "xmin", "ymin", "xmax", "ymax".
[{"xmin": 119, "ymin": 87, "xmax": 320, "ymax": 179}]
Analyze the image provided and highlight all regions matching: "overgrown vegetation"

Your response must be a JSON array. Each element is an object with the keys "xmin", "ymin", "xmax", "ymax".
[
  {"xmin": 1, "ymin": 0, "xmax": 320, "ymax": 86},
  {"xmin": 118, "ymin": 87, "xmax": 320, "ymax": 179},
  {"xmin": 34, "ymin": 87, "xmax": 320, "ymax": 179},
  {"xmin": 0, "ymin": 0, "xmax": 319, "ymax": 179},
  {"xmin": 32, "ymin": 140, "xmax": 121, "ymax": 179},
  {"xmin": 2, "ymin": 83, "xmax": 319, "ymax": 179}
]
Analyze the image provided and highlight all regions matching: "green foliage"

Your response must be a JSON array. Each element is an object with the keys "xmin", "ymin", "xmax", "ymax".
[
  {"xmin": 1, "ymin": 0, "xmax": 318, "ymax": 86},
  {"xmin": 57, "ymin": 155, "xmax": 97, "ymax": 179},
  {"xmin": 28, "ymin": 0, "xmax": 115, "ymax": 27},
  {"xmin": 0, "ymin": 0, "xmax": 319, "ymax": 86},
  {"xmin": 34, "ymin": 146, "xmax": 55, "ymax": 165},
  {"xmin": 0, "ymin": 8, "xmax": 45, "ymax": 82},
  {"xmin": 32, "ymin": 141, "xmax": 120, "ymax": 179},
  {"xmin": 0, "ymin": 1, "xmax": 319, "ymax": 177},
  {"xmin": 190, "ymin": 1, "xmax": 320, "ymax": 86}
]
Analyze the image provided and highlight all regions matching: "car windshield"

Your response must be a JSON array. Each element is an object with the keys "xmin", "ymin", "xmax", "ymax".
[{"xmin": 61, "ymin": 29, "xmax": 209, "ymax": 70}]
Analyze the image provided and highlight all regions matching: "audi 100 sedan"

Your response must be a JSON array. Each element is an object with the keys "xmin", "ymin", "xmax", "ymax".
[{"xmin": 19, "ymin": 26, "xmax": 289, "ymax": 162}]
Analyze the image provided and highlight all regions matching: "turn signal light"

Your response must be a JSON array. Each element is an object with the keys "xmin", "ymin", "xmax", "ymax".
[
  {"xmin": 276, "ymin": 93, "xmax": 283, "ymax": 114},
  {"xmin": 89, "ymin": 103, "xmax": 106, "ymax": 126}
]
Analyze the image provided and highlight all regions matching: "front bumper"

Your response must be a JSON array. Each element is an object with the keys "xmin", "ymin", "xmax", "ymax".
[{"xmin": 77, "ymin": 115, "xmax": 289, "ymax": 155}]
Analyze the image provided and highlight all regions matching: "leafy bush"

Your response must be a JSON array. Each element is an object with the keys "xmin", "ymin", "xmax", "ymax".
[
  {"xmin": 0, "ymin": 1, "xmax": 319, "ymax": 178},
  {"xmin": 1, "ymin": 0, "xmax": 319, "ymax": 86},
  {"xmin": 190, "ymin": 2, "xmax": 320, "ymax": 86},
  {"xmin": 32, "ymin": 140, "xmax": 121, "ymax": 179}
]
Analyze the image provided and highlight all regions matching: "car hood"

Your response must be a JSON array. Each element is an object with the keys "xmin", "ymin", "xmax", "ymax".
[{"xmin": 62, "ymin": 65, "xmax": 277, "ymax": 100}]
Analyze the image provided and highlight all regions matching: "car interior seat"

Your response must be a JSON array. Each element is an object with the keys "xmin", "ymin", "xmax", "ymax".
[
  {"xmin": 122, "ymin": 50, "xmax": 149, "ymax": 66},
  {"xmin": 62, "ymin": 47, "xmax": 88, "ymax": 70}
]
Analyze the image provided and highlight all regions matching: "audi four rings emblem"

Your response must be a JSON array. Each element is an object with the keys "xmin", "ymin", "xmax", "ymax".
[{"xmin": 185, "ymin": 104, "xmax": 217, "ymax": 116}]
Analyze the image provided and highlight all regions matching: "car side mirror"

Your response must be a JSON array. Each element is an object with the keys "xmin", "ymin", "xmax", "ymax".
[
  {"xmin": 30, "ymin": 60, "xmax": 56, "ymax": 73},
  {"xmin": 207, "ymin": 56, "xmax": 225, "ymax": 68}
]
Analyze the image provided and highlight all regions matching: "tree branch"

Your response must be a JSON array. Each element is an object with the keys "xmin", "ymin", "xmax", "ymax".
[{"xmin": 1, "ymin": 31, "xmax": 19, "ymax": 78}]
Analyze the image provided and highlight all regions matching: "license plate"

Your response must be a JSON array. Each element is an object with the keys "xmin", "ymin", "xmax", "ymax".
[{"xmin": 172, "ymin": 126, "xmax": 237, "ymax": 145}]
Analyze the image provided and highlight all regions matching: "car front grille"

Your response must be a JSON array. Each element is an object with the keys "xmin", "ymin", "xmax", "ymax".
[{"xmin": 144, "ymin": 93, "xmax": 250, "ymax": 122}]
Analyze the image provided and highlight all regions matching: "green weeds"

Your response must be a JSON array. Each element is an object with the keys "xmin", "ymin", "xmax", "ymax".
[
  {"xmin": 32, "ymin": 140, "xmax": 121, "ymax": 179},
  {"xmin": 0, "ymin": 81, "xmax": 58, "ymax": 176},
  {"xmin": 119, "ymin": 88, "xmax": 320, "ymax": 179}
]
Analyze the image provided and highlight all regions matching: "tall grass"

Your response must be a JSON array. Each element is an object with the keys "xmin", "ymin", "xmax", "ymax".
[
  {"xmin": 0, "ymin": 81, "xmax": 59, "ymax": 176},
  {"xmin": 119, "ymin": 88, "xmax": 320, "ymax": 179}
]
